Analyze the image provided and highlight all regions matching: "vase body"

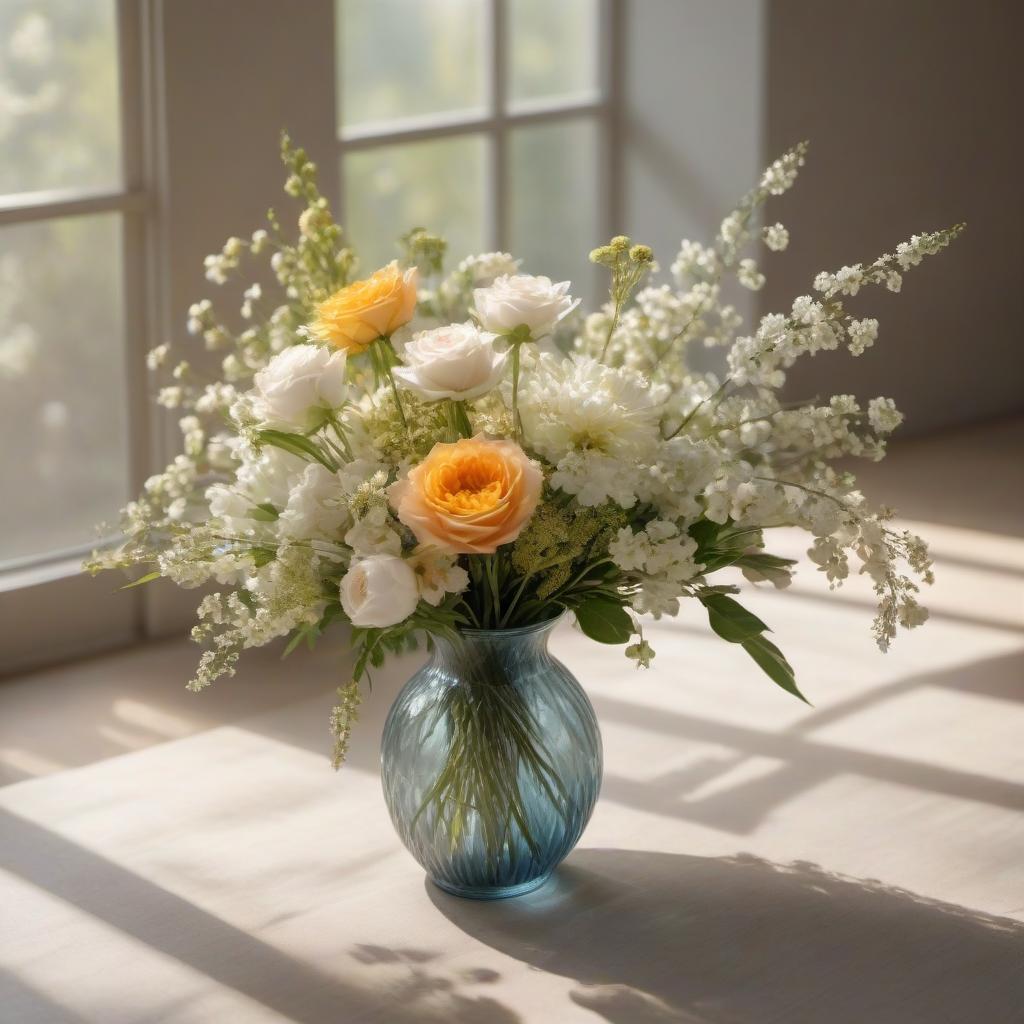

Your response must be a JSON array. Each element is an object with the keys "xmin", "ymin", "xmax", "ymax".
[{"xmin": 380, "ymin": 618, "xmax": 602, "ymax": 899}]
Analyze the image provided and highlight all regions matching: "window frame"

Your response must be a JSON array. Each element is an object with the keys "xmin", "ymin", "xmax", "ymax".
[
  {"xmin": 0, "ymin": 0, "xmax": 154, "ymax": 670},
  {"xmin": 0, "ymin": 0, "xmax": 625, "ymax": 673},
  {"xmin": 335, "ymin": 0, "xmax": 623, "ymax": 258}
]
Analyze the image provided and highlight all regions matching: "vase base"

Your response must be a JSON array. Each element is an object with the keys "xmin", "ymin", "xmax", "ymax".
[{"xmin": 431, "ymin": 873, "xmax": 552, "ymax": 900}]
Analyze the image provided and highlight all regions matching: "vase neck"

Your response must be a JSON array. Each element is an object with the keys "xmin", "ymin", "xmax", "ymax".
[{"xmin": 432, "ymin": 620, "xmax": 559, "ymax": 681}]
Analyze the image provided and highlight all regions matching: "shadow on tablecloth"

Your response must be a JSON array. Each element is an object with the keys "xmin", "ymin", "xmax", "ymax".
[{"xmin": 430, "ymin": 847, "xmax": 1024, "ymax": 1024}]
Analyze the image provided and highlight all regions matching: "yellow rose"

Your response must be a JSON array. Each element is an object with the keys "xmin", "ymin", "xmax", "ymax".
[
  {"xmin": 389, "ymin": 435, "xmax": 543, "ymax": 555},
  {"xmin": 309, "ymin": 261, "xmax": 418, "ymax": 353}
]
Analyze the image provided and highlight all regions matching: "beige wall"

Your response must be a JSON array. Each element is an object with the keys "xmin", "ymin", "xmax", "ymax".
[
  {"xmin": 144, "ymin": 0, "xmax": 339, "ymax": 637},
  {"xmin": 762, "ymin": 0, "xmax": 1024, "ymax": 433},
  {"xmin": 624, "ymin": 0, "xmax": 1023, "ymax": 433},
  {"xmin": 622, "ymin": 0, "xmax": 765, "ymax": 368}
]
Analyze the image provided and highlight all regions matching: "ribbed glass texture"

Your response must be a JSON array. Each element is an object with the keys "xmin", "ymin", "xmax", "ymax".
[{"xmin": 381, "ymin": 618, "xmax": 601, "ymax": 899}]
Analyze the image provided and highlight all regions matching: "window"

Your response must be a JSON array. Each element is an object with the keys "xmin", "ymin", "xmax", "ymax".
[
  {"xmin": 335, "ymin": 0, "xmax": 619, "ymax": 294},
  {"xmin": 0, "ymin": 0, "xmax": 146, "ymax": 573},
  {"xmin": 0, "ymin": 0, "xmax": 148, "ymax": 668},
  {"xmin": 0, "ymin": 0, "xmax": 621, "ymax": 671}
]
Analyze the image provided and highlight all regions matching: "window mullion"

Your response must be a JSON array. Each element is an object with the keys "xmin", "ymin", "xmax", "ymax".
[
  {"xmin": 489, "ymin": 0, "xmax": 508, "ymax": 251},
  {"xmin": 117, "ymin": 0, "xmax": 152, "ymax": 640},
  {"xmin": 0, "ymin": 187, "xmax": 145, "ymax": 228},
  {"xmin": 599, "ymin": 0, "xmax": 624, "ymax": 240}
]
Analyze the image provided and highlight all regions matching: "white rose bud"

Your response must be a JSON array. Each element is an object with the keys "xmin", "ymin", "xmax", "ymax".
[
  {"xmin": 392, "ymin": 322, "xmax": 507, "ymax": 402},
  {"xmin": 340, "ymin": 555, "xmax": 419, "ymax": 628},
  {"xmin": 252, "ymin": 344, "xmax": 348, "ymax": 430},
  {"xmin": 472, "ymin": 274, "xmax": 579, "ymax": 339}
]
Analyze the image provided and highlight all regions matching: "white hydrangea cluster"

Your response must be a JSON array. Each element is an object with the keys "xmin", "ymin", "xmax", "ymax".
[
  {"xmin": 847, "ymin": 317, "xmax": 879, "ymax": 356},
  {"xmin": 609, "ymin": 520, "xmax": 704, "ymax": 619},
  {"xmin": 671, "ymin": 240, "xmax": 720, "ymax": 282},
  {"xmin": 763, "ymin": 223, "xmax": 790, "ymax": 252},
  {"xmin": 760, "ymin": 146, "xmax": 806, "ymax": 194}
]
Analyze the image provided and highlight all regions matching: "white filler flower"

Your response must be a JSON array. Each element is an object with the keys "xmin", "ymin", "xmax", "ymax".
[
  {"xmin": 472, "ymin": 274, "xmax": 579, "ymax": 338},
  {"xmin": 340, "ymin": 554, "xmax": 419, "ymax": 628},
  {"xmin": 393, "ymin": 322, "xmax": 507, "ymax": 401},
  {"xmin": 252, "ymin": 344, "xmax": 348, "ymax": 429}
]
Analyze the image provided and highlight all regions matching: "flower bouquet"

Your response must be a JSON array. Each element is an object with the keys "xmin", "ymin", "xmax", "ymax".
[{"xmin": 88, "ymin": 135, "xmax": 960, "ymax": 898}]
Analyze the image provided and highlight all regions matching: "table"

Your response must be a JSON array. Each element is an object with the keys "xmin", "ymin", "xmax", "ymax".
[{"xmin": 2, "ymin": 421, "xmax": 1023, "ymax": 1023}]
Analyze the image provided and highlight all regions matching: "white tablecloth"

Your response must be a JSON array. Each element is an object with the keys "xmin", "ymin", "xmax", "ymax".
[{"xmin": 2, "ymin": 426, "xmax": 1023, "ymax": 1023}]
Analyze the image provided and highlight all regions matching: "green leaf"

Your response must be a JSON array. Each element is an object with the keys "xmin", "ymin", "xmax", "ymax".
[
  {"xmin": 248, "ymin": 502, "xmax": 279, "ymax": 522},
  {"xmin": 700, "ymin": 593, "xmax": 769, "ymax": 643},
  {"xmin": 256, "ymin": 429, "xmax": 336, "ymax": 470},
  {"xmin": 119, "ymin": 570, "xmax": 160, "ymax": 590},
  {"xmin": 733, "ymin": 552, "xmax": 797, "ymax": 572},
  {"xmin": 252, "ymin": 546, "xmax": 276, "ymax": 567},
  {"xmin": 318, "ymin": 602, "xmax": 344, "ymax": 631},
  {"xmin": 282, "ymin": 627, "xmax": 312, "ymax": 659},
  {"xmin": 575, "ymin": 597, "xmax": 634, "ymax": 645},
  {"xmin": 742, "ymin": 633, "xmax": 810, "ymax": 704},
  {"xmin": 699, "ymin": 551, "xmax": 744, "ymax": 574},
  {"xmin": 688, "ymin": 518, "xmax": 722, "ymax": 553}
]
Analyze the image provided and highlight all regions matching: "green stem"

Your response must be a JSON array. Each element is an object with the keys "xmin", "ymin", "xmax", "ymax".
[
  {"xmin": 510, "ymin": 342, "xmax": 522, "ymax": 441},
  {"xmin": 665, "ymin": 378, "xmax": 730, "ymax": 440},
  {"xmin": 325, "ymin": 414, "xmax": 353, "ymax": 460},
  {"xmin": 483, "ymin": 555, "xmax": 502, "ymax": 627},
  {"xmin": 499, "ymin": 573, "xmax": 535, "ymax": 628},
  {"xmin": 445, "ymin": 399, "xmax": 473, "ymax": 441},
  {"xmin": 520, "ymin": 557, "xmax": 617, "ymax": 624},
  {"xmin": 373, "ymin": 337, "xmax": 410, "ymax": 436},
  {"xmin": 599, "ymin": 297, "xmax": 623, "ymax": 362},
  {"xmin": 453, "ymin": 399, "xmax": 473, "ymax": 438}
]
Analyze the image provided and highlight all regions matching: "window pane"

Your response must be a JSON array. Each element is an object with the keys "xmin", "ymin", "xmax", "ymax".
[
  {"xmin": 508, "ymin": 0, "xmax": 599, "ymax": 107},
  {"xmin": 0, "ymin": 0, "xmax": 121, "ymax": 194},
  {"xmin": 508, "ymin": 118, "xmax": 599, "ymax": 296},
  {"xmin": 0, "ymin": 213, "xmax": 128, "ymax": 565},
  {"xmin": 337, "ymin": 0, "xmax": 486, "ymax": 131},
  {"xmin": 344, "ymin": 135, "xmax": 486, "ymax": 272}
]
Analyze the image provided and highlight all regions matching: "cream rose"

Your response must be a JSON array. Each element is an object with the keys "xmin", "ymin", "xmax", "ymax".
[
  {"xmin": 339, "ymin": 555, "xmax": 419, "ymax": 628},
  {"xmin": 309, "ymin": 261, "xmax": 418, "ymax": 353},
  {"xmin": 392, "ymin": 322, "xmax": 507, "ymax": 402},
  {"xmin": 389, "ymin": 435, "xmax": 543, "ymax": 555},
  {"xmin": 252, "ymin": 344, "xmax": 348, "ymax": 429},
  {"xmin": 472, "ymin": 274, "xmax": 579, "ymax": 338}
]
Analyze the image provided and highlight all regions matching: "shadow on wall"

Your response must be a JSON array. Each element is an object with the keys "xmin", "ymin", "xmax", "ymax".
[{"xmin": 432, "ymin": 847, "xmax": 1024, "ymax": 1024}]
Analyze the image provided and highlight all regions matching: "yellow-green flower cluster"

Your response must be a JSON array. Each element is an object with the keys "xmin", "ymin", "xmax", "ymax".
[
  {"xmin": 590, "ymin": 234, "xmax": 655, "ymax": 309},
  {"xmin": 511, "ymin": 498, "xmax": 627, "ymax": 598},
  {"xmin": 400, "ymin": 227, "xmax": 447, "ymax": 276}
]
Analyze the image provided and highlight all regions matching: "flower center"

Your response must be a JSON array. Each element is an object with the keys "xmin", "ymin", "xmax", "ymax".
[
  {"xmin": 429, "ymin": 453, "xmax": 506, "ymax": 515},
  {"xmin": 350, "ymin": 567, "xmax": 369, "ymax": 606}
]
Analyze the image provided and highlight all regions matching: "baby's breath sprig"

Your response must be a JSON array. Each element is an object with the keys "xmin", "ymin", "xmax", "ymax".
[{"xmin": 329, "ymin": 681, "xmax": 362, "ymax": 769}]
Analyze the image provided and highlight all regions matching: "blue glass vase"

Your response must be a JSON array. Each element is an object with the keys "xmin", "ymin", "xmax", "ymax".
[{"xmin": 380, "ymin": 617, "xmax": 602, "ymax": 900}]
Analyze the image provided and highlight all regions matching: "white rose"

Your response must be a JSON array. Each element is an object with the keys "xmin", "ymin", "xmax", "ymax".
[
  {"xmin": 472, "ymin": 274, "xmax": 580, "ymax": 338},
  {"xmin": 392, "ymin": 322, "xmax": 507, "ymax": 401},
  {"xmin": 340, "ymin": 555, "xmax": 419, "ymax": 628},
  {"xmin": 252, "ymin": 344, "xmax": 348, "ymax": 429}
]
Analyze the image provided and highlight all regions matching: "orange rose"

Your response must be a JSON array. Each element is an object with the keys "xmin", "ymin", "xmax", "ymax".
[
  {"xmin": 309, "ymin": 261, "xmax": 418, "ymax": 353},
  {"xmin": 389, "ymin": 435, "xmax": 543, "ymax": 555}
]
